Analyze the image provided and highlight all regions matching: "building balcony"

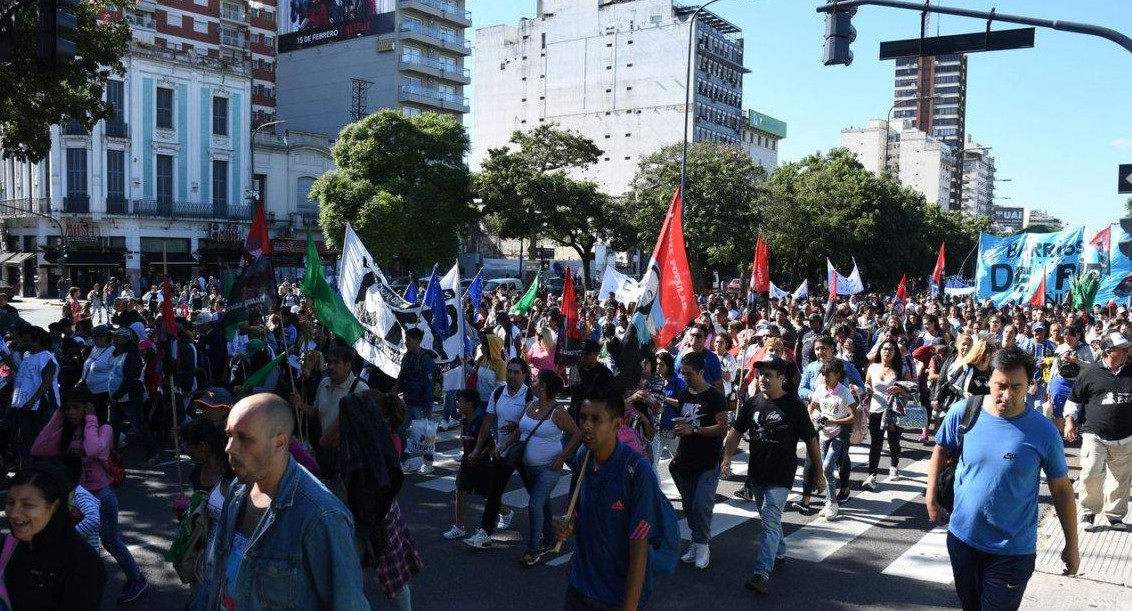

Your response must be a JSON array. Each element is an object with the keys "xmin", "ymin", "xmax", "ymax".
[
  {"xmin": 62, "ymin": 119, "xmax": 87, "ymax": 136},
  {"xmin": 110, "ymin": 199, "xmax": 252, "ymax": 221},
  {"xmin": 63, "ymin": 194, "xmax": 90, "ymax": 214},
  {"xmin": 399, "ymin": 21, "xmax": 471, "ymax": 55},
  {"xmin": 220, "ymin": 6, "xmax": 247, "ymax": 23},
  {"xmin": 398, "ymin": 0, "xmax": 471, "ymax": 27},
  {"xmin": 398, "ymin": 85, "xmax": 468, "ymax": 113},
  {"xmin": 0, "ymin": 197, "xmax": 51, "ymax": 217},
  {"xmin": 398, "ymin": 54, "xmax": 470, "ymax": 84},
  {"xmin": 105, "ymin": 120, "xmax": 128, "ymax": 138}
]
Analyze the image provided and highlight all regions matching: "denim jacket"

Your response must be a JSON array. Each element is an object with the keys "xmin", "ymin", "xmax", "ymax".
[
  {"xmin": 192, "ymin": 457, "xmax": 368, "ymax": 611},
  {"xmin": 399, "ymin": 350, "xmax": 435, "ymax": 408}
]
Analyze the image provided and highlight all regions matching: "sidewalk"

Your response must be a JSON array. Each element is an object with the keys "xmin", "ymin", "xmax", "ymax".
[{"xmin": 1022, "ymin": 572, "xmax": 1128, "ymax": 610}]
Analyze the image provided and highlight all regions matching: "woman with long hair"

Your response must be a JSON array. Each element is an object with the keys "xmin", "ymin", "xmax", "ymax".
[
  {"xmin": 864, "ymin": 338, "xmax": 912, "ymax": 489},
  {"xmin": 653, "ymin": 350, "xmax": 686, "ymax": 460},
  {"xmin": 525, "ymin": 325, "xmax": 557, "ymax": 379}
]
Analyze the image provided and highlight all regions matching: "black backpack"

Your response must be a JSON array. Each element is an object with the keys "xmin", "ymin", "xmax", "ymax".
[{"xmin": 935, "ymin": 395, "xmax": 983, "ymax": 513}]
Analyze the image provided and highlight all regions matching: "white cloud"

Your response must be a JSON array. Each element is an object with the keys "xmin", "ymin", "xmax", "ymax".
[{"xmin": 1111, "ymin": 138, "xmax": 1132, "ymax": 149}]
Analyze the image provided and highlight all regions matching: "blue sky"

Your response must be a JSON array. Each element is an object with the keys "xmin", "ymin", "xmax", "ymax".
[{"xmin": 465, "ymin": 0, "xmax": 1131, "ymax": 230}]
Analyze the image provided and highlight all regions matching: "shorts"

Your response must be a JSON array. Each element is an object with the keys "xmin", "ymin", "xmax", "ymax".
[{"xmin": 456, "ymin": 459, "xmax": 492, "ymax": 495}]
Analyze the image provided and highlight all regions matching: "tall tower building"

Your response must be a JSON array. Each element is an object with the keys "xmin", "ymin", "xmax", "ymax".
[
  {"xmin": 892, "ymin": 53, "xmax": 967, "ymax": 210},
  {"xmin": 471, "ymin": 0, "xmax": 749, "ymax": 196}
]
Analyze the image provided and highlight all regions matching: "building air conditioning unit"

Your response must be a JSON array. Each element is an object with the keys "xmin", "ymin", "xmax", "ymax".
[{"xmin": 209, "ymin": 223, "xmax": 222, "ymax": 239}]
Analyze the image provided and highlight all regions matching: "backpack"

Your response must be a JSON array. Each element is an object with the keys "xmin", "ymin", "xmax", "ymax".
[
  {"xmin": 621, "ymin": 450, "xmax": 679, "ymax": 576},
  {"xmin": 935, "ymin": 395, "xmax": 983, "ymax": 513},
  {"xmin": 491, "ymin": 384, "xmax": 532, "ymax": 407}
]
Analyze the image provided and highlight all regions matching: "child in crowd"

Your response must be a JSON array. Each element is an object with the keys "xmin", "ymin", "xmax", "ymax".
[{"xmin": 444, "ymin": 389, "xmax": 493, "ymax": 540}]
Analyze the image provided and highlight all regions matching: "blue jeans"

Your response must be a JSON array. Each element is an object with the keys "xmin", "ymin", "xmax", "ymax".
[
  {"xmin": 672, "ymin": 466, "xmax": 720, "ymax": 545},
  {"xmin": 947, "ymin": 532, "xmax": 1035, "ymax": 611},
  {"xmin": 94, "ymin": 486, "xmax": 142, "ymax": 581},
  {"xmin": 751, "ymin": 484, "xmax": 789, "ymax": 579},
  {"xmin": 110, "ymin": 394, "xmax": 158, "ymax": 457},
  {"xmin": 523, "ymin": 463, "xmax": 562, "ymax": 553},
  {"xmin": 820, "ymin": 434, "xmax": 849, "ymax": 501},
  {"xmin": 442, "ymin": 390, "xmax": 458, "ymax": 421}
]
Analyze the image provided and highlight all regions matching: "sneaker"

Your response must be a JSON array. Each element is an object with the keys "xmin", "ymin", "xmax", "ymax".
[
  {"xmin": 791, "ymin": 499, "xmax": 811, "ymax": 513},
  {"xmin": 437, "ymin": 419, "xmax": 450, "ymax": 432},
  {"xmin": 773, "ymin": 557, "xmax": 786, "ymax": 572},
  {"xmin": 419, "ymin": 461, "xmax": 435, "ymax": 475},
  {"xmin": 443, "ymin": 525, "xmax": 466, "ymax": 540},
  {"xmin": 463, "ymin": 528, "xmax": 493, "ymax": 549},
  {"xmin": 140, "ymin": 454, "xmax": 160, "ymax": 469},
  {"xmin": 744, "ymin": 574, "xmax": 768, "ymax": 594},
  {"xmin": 538, "ymin": 541, "xmax": 557, "ymax": 555},
  {"xmin": 694, "ymin": 544, "xmax": 710, "ymax": 569},
  {"xmin": 519, "ymin": 551, "xmax": 542, "ymax": 567},
  {"xmin": 733, "ymin": 486, "xmax": 753, "ymax": 501},
  {"xmin": 889, "ymin": 467, "xmax": 901, "ymax": 481},
  {"xmin": 918, "ymin": 433, "xmax": 930, "ymax": 444},
  {"xmin": 497, "ymin": 509, "xmax": 514, "ymax": 530},
  {"xmin": 1081, "ymin": 512, "xmax": 1096, "ymax": 531},
  {"xmin": 1109, "ymin": 519, "xmax": 1126, "ymax": 531},
  {"xmin": 681, "ymin": 543, "xmax": 698, "ymax": 564},
  {"xmin": 821, "ymin": 501, "xmax": 839, "ymax": 520},
  {"xmin": 864, "ymin": 474, "xmax": 877, "ymax": 490},
  {"xmin": 835, "ymin": 489, "xmax": 851, "ymax": 504},
  {"xmin": 117, "ymin": 576, "xmax": 149, "ymax": 604}
]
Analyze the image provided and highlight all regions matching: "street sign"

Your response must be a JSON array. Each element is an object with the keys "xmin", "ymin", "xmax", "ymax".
[
  {"xmin": 879, "ymin": 28, "xmax": 1035, "ymax": 59},
  {"xmin": 1120, "ymin": 164, "xmax": 1132, "ymax": 194}
]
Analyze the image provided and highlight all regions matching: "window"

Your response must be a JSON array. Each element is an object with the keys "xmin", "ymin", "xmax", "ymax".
[
  {"xmin": 212, "ymin": 96, "xmax": 228, "ymax": 136},
  {"xmin": 106, "ymin": 79, "xmax": 124, "ymax": 123},
  {"xmin": 401, "ymin": 45, "xmax": 422, "ymax": 63},
  {"xmin": 156, "ymin": 87, "xmax": 173, "ymax": 129},
  {"xmin": 156, "ymin": 154, "xmax": 173, "ymax": 202},
  {"xmin": 212, "ymin": 160, "xmax": 228, "ymax": 206},
  {"xmin": 401, "ymin": 106, "xmax": 421, "ymax": 117},
  {"xmin": 106, "ymin": 150, "xmax": 125, "ymax": 201},
  {"xmin": 438, "ymin": 83, "xmax": 456, "ymax": 102},
  {"xmin": 297, "ymin": 177, "xmax": 318, "ymax": 211},
  {"xmin": 66, "ymin": 148, "xmax": 87, "ymax": 195},
  {"xmin": 220, "ymin": 26, "xmax": 242, "ymax": 47}
]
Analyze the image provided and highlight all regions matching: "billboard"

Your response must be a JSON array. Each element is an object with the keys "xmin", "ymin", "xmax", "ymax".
[
  {"xmin": 993, "ymin": 206, "xmax": 1024, "ymax": 230},
  {"xmin": 279, "ymin": 0, "xmax": 395, "ymax": 52}
]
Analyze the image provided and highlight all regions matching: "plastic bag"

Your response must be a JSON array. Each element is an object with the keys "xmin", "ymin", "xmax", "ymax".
[{"xmin": 406, "ymin": 418, "xmax": 437, "ymax": 457}]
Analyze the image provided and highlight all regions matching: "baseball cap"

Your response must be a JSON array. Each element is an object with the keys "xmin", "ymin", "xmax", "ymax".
[
  {"xmin": 754, "ymin": 357, "xmax": 789, "ymax": 375},
  {"xmin": 1100, "ymin": 332, "xmax": 1132, "ymax": 351},
  {"xmin": 194, "ymin": 312, "xmax": 215, "ymax": 326},
  {"xmin": 1030, "ymin": 322, "xmax": 1047, "ymax": 332},
  {"xmin": 193, "ymin": 387, "xmax": 234, "ymax": 412}
]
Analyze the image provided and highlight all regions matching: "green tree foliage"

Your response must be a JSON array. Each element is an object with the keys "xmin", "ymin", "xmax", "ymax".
[
  {"xmin": 0, "ymin": 0, "xmax": 132, "ymax": 162},
  {"xmin": 623, "ymin": 142, "xmax": 765, "ymax": 286},
  {"xmin": 1125, "ymin": 196, "xmax": 1132, "ymax": 219},
  {"xmin": 313, "ymin": 110, "xmax": 473, "ymax": 268},
  {"xmin": 474, "ymin": 124, "xmax": 630, "ymax": 282}
]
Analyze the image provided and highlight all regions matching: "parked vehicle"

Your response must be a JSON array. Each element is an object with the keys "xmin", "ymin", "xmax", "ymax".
[{"xmin": 484, "ymin": 278, "xmax": 524, "ymax": 295}]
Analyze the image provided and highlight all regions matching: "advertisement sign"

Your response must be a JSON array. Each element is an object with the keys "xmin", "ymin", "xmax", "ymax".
[
  {"xmin": 992, "ymin": 206, "xmax": 1024, "ymax": 231},
  {"xmin": 975, "ymin": 228, "xmax": 1084, "ymax": 306},
  {"xmin": 278, "ymin": 10, "xmax": 394, "ymax": 52}
]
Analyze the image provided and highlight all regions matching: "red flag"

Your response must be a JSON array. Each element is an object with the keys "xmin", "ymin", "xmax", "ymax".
[
  {"xmin": 561, "ymin": 272, "xmax": 581, "ymax": 341},
  {"xmin": 827, "ymin": 259, "xmax": 838, "ymax": 301},
  {"xmin": 648, "ymin": 186, "xmax": 697, "ymax": 347},
  {"xmin": 161, "ymin": 276, "xmax": 177, "ymax": 338},
  {"xmin": 244, "ymin": 201, "xmax": 272, "ymax": 265},
  {"xmin": 932, "ymin": 243, "xmax": 946, "ymax": 286},
  {"xmin": 1090, "ymin": 226, "xmax": 1111, "ymax": 252},
  {"xmin": 896, "ymin": 273, "xmax": 907, "ymax": 304},
  {"xmin": 1030, "ymin": 270, "xmax": 1046, "ymax": 307},
  {"xmin": 750, "ymin": 235, "xmax": 770, "ymax": 294}
]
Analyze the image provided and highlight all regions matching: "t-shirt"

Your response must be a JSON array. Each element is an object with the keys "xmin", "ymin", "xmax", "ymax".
[
  {"xmin": 732, "ymin": 393, "xmax": 816, "ymax": 489},
  {"xmin": 487, "ymin": 384, "xmax": 531, "ymax": 443},
  {"xmin": 935, "ymin": 399, "xmax": 1068, "ymax": 555},
  {"xmin": 569, "ymin": 363, "xmax": 615, "ymax": 419},
  {"xmin": 671, "ymin": 386, "xmax": 727, "ymax": 475},
  {"xmin": 812, "ymin": 382, "xmax": 855, "ymax": 440},
  {"xmin": 220, "ymin": 497, "xmax": 268, "ymax": 610},
  {"xmin": 568, "ymin": 442, "xmax": 660, "ymax": 610},
  {"xmin": 1068, "ymin": 361, "xmax": 1132, "ymax": 441},
  {"xmin": 674, "ymin": 349, "xmax": 723, "ymax": 386}
]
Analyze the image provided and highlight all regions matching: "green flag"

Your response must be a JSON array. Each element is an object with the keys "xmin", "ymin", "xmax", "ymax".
[
  {"xmin": 301, "ymin": 229, "xmax": 365, "ymax": 345},
  {"xmin": 509, "ymin": 271, "xmax": 541, "ymax": 315},
  {"xmin": 244, "ymin": 352, "xmax": 286, "ymax": 389}
]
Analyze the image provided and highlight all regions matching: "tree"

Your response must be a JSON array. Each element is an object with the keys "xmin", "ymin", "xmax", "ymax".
[
  {"xmin": 623, "ymin": 142, "xmax": 766, "ymax": 288},
  {"xmin": 313, "ymin": 110, "xmax": 474, "ymax": 269},
  {"xmin": 0, "ymin": 0, "xmax": 132, "ymax": 162},
  {"xmin": 1125, "ymin": 196, "xmax": 1132, "ymax": 218},
  {"xmin": 474, "ymin": 124, "xmax": 626, "ymax": 283}
]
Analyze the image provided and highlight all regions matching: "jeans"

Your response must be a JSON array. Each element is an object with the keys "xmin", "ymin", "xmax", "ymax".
[
  {"xmin": 111, "ymin": 394, "xmax": 158, "ymax": 457},
  {"xmin": 802, "ymin": 446, "xmax": 850, "ymax": 497},
  {"xmin": 564, "ymin": 586, "xmax": 620, "ymax": 611},
  {"xmin": 672, "ymin": 465, "xmax": 720, "ymax": 545},
  {"xmin": 820, "ymin": 434, "xmax": 849, "ymax": 501},
  {"xmin": 481, "ymin": 458, "xmax": 516, "ymax": 535},
  {"xmin": 868, "ymin": 412, "xmax": 902, "ymax": 475},
  {"xmin": 442, "ymin": 390, "xmax": 458, "ymax": 422},
  {"xmin": 94, "ymin": 486, "xmax": 142, "ymax": 582},
  {"xmin": 750, "ymin": 484, "xmax": 789, "ymax": 579},
  {"xmin": 947, "ymin": 532, "xmax": 1035, "ymax": 611},
  {"xmin": 524, "ymin": 463, "xmax": 562, "ymax": 553}
]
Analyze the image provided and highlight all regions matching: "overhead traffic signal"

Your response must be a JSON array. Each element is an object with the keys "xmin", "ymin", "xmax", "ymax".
[
  {"xmin": 36, "ymin": 0, "xmax": 79, "ymax": 72},
  {"xmin": 823, "ymin": 5, "xmax": 856, "ymax": 66}
]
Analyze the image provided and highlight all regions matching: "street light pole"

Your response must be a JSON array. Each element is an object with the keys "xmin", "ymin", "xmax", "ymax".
[
  {"xmin": 248, "ymin": 120, "xmax": 287, "ymax": 210},
  {"xmin": 680, "ymin": 0, "xmax": 726, "ymax": 221},
  {"xmin": 883, "ymin": 94, "xmax": 938, "ymax": 173}
]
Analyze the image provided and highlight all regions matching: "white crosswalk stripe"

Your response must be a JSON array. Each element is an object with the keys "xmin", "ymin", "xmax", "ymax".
[{"xmin": 882, "ymin": 526, "xmax": 953, "ymax": 584}]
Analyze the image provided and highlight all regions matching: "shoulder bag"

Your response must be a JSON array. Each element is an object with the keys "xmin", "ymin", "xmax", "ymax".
[
  {"xmin": 505, "ymin": 403, "xmax": 556, "ymax": 471},
  {"xmin": 934, "ymin": 395, "xmax": 983, "ymax": 513}
]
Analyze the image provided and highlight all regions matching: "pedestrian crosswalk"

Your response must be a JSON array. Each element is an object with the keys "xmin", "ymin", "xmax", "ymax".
[{"xmin": 404, "ymin": 429, "xmax": 959, "ymax": 585}]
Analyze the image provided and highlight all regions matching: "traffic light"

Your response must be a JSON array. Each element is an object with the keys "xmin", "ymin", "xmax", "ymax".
[
  {"xmin": 36, "ymin": 0, "xmax": 79, "ymax": 73},
  {"xmin": 823, "ymin": 6, "xmax": 856, "ymax": 66}
]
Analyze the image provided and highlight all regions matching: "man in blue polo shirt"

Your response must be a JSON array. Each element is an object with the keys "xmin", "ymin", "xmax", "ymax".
[
  {"xmin": 675, "ymin": 324, "xmax": 723, "ymax": 394},
  {"xmin": 926, "ymin": 346, "xmax": 1078, "ymax": 611},
  {"xmin": 555, "ymin": 388, "xmax": 663, "ymax": 611}
]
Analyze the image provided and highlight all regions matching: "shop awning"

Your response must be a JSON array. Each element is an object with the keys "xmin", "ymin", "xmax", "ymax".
[
  {"xmin": 63, "ymin": 252, "xmax": 126, "ymax": 267},
  {"xmin": 4, "ymin": 252, "xmax": 36, "ymax": 265}
]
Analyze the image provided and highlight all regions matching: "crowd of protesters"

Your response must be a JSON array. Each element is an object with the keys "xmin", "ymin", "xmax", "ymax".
[{"xmin": 0, "ymin": 269, "xmax": 1126, "ymax": 610}]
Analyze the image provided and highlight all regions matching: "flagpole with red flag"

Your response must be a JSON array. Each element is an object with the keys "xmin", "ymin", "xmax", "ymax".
[
  {"xmin": 161, "ymin": 274, "xmax": 186, "ymax": 498},
  {"xmin": 931, "ymin": 243, "xmax": 946, "ymax": 295},
  {"xmin": 1030, "ymin": 267, "xmax": 1047, "ymax": 307},
  {"xmin": 650, "ymin": 186, "xmax": 698, "ymax": 348},
  {"xmin": 896, "ymin": 273, "xmax": 907, "ymax": 305}
]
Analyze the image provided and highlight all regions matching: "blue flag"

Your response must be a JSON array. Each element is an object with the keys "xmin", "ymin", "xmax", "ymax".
[
  {"xmin": 466, "ymin": 268, "xmax": 484, "ymax": 306},
  {"xmin": 403, "ymin": 277, "xmax": 419, "ymax": 303},
  {"xmin": 424, "ymin": 264, "xmax": 449, "ymax": 339}
]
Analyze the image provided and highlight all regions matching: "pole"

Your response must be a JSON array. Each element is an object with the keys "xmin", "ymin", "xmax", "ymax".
[
  {"xmin": 248, "ymin": 120, "xmax": 286, "ymax": 213},
  {"xmin": 553, "ymin": 449, "xmax": 590, "ymax": 553},
  {"xmin": 161, "ymin": 242, "xmax": 186, "ymax": 497},
  {"xmin": 679, "ymin": 0, "xmax": 726, "ymax": 223}
]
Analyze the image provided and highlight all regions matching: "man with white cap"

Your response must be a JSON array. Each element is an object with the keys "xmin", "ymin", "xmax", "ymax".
[{"xmin": 1064, "ymin": 331, "xmax": 1132, "ymax": 530}]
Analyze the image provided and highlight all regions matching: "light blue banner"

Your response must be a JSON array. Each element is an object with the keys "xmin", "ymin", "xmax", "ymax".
[
  {"xmin": 1093, "ymin": 221, "xmax": 1132, "ymax": 306},
  {"xmin": 975, "ymin": 228, "xmax": 1084, "ymax": 306}
]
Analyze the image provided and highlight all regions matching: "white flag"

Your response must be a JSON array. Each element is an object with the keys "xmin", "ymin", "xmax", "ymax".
[
  {"xmin": 768, "ymin": 281, "xmax": 790, "ymax": 300},
  {"xmin": 598, "ymin": 265, "xmax": 643, "ymax": 304},
  {"xmin": 792, "ymin": 280, "xmax": 809, "ymax": 299},
  {"xmin": 439, "ymin": 263, "xmax": 467, "ymax": 392}
]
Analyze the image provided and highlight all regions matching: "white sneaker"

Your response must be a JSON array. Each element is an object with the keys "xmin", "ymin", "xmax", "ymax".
[
  {"xmin": 694, "ymin": 544, "xmax": 710, "ymax": 569},
  {"xmin": 864, "ymin": 474, "xmax": 877, "ymax": 490},
  {"xmin": 463, "ymin": 528, "xmax": 493, "ymax": 549},
  {"xmin": 681, "ymin": 543, "xmax": 698, "ymax": 564},
  {"xmin": 443, "ymin": 525, "xmax": 466, "ymax": 540},
  {"xmin": 419, "ymin": 461, "xmax": 435, "ymax": 475},
  {"xmin": 497, "ymin": 509, "xmax": 514, "ymax": 530},
  {"xmin": 822, "ymin": 501, "xmax": 839, "ymax": 520},
  {"xmin": 437, "ymin": 419, "xmax": 450, "ymax": 432},
  {"xmin": 889, "ymin": 467, "xmax": 901, "ymax": 481}
]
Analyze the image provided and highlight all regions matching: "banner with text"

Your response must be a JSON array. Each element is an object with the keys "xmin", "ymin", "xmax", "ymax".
[
  {"xmin": 975, "ymin": 228, "xmax": 1084, "ymax": 306},
  {"xmin": 1093, "ymin": 220, "xmax": 1132, "ymax": 306}
]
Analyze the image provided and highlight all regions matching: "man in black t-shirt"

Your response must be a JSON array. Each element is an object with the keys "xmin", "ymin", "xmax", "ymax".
[
  {"xmin": 1064, "ymin": 332, "xmax": 1132, "ymax": 530},
  {"xmin": 568, "ymin": 339, "xmax": 614, "ymax": 423},
  {"xmin": 671, "ymin": 351, "xmax": 729, "ymax": 570},
  {"xmin": 723, "ymin": 357, "xmax": 824, "ymax": 595}
]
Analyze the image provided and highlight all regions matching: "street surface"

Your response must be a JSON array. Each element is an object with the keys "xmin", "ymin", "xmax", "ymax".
[{"xmin": 3, "ymin": 299, "xmax": 1129, "ymax": 609}]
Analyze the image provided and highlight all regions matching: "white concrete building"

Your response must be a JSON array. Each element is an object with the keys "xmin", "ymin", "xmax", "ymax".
[
  {"xmin": 958, "ymin": 134, "xmax": 996, "ymax": 219},
  {"xmin": 471, "ymin": 0, "xmax": 748, "ymax": 196},
  {"xmin": 841, "ymin": 119, "xmax": 954, "ymax": 207},
  {"xmin": 1023, "ymin": 208, "xmax": 1064, "ymax": 230},
  {"xmin": 740, "ymin": 109, "xmax": 786, "ymax": 173}
]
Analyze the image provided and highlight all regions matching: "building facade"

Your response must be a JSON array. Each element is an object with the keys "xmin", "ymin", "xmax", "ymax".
[
  {"xmin": 740, "ymin": 109, "xmax": 786, "ymax": 173},
  {"xmin": 892, "ymin": 53, "xmax": 967, "ymax": 210},
  {"xmin": 471, "ymin": 0, "xmax": 749, "ymax": 196},
  {"xmin": 274, "ymin": 0, "xmax": 471, "ymax": 138},
  {"xmin": 958, "ymin": 135, "xmax": 996, "ymax": 219},
  {"xmin": 840, "ymin": 119, "xmax": 954, "ymax": 207}
]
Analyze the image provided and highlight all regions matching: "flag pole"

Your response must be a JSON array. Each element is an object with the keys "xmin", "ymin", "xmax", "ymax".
[
  {"xmin": 553, "ymin": 449, "xmax": 590, "ymax": 553},
  {"xmin": 162, "ymin": 243, "xmax": 187, "ymax": 500}
]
